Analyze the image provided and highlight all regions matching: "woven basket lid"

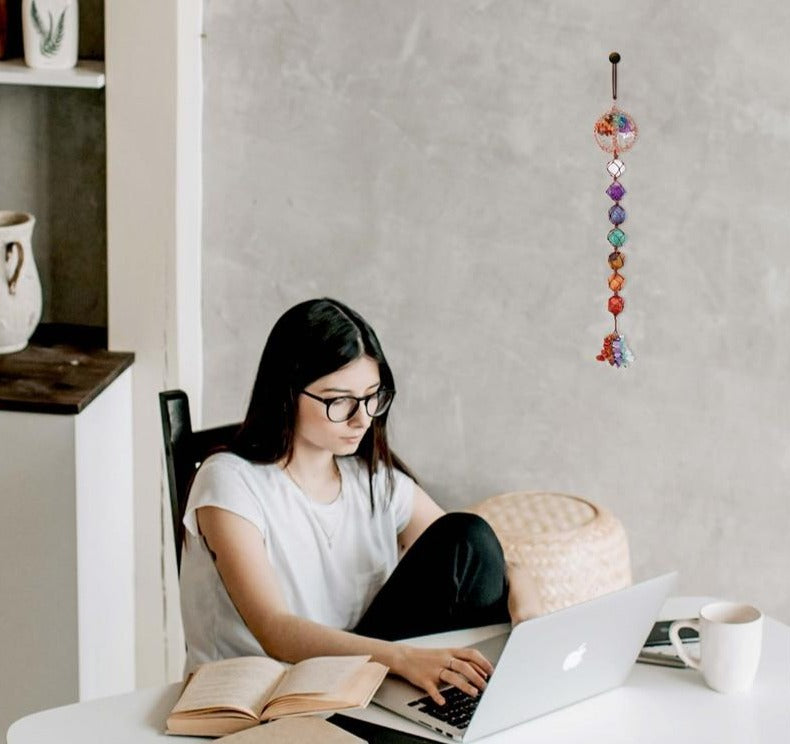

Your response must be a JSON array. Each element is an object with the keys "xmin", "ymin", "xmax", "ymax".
[
  {"xmin": 469, "ymin": 491, "xmax": 632, "ymax": 612},
  {"xmin": 472, "ymin": 491, "xmax": 598, "ymax": 540}
]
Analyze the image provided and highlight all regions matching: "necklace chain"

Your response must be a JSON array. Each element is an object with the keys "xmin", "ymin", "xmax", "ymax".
[
  {"xmin": 284, "ymin": 461, "xmax": 341, "ymax": 502},
  {"xmin": 284, "ymin": 461, "xmax": 342, "ymax": 547}
]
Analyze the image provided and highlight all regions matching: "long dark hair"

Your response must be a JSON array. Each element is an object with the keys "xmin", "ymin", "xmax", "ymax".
[{"xmin": 228, "ymin": 298, "xmax": 415, "ymax": 509}]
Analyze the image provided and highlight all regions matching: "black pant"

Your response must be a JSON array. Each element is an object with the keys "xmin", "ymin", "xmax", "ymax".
[{"xmin": 353, "ymin": 513, "xmax": 510, "ymax": 641}]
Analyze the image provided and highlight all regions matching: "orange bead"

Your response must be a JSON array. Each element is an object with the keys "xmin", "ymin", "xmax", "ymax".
[
  {"xmin": 608, "ymin": 251, "xmax": 625, "ymax": 270},
  {"xmin": 608, "ymin": 272, "xmax": 625, "ymax": 291}
]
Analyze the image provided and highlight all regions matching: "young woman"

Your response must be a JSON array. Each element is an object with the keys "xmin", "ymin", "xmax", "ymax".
[{"xmin": 180, "ymin": 298, "xmax": 541, "ymax": 705}]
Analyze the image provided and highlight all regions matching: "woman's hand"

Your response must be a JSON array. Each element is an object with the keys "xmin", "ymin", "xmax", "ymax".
[
  {"xmin": 506, "ymin": 561, "xmax": 545, "ymax": 625},
  {"xmin": 388, "ymin": 645, "xmax": 494, "ymax": 705}
]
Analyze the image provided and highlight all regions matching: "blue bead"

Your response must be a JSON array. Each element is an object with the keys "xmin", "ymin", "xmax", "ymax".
[{"xmin": 609, "ymin": 204, "xmax": 627, "ymax": 225}]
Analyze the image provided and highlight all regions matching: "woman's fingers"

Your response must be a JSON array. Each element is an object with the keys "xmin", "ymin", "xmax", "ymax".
[
  {"xmin": 450, "ymin": 658, "xmax": 488, "ymax": 691},
  {"xmin": 426, "ymin": 680, "xmax": 445, "ymax": 706},
  {"xmin": 455, "ymin": 647, "xmax": 495, "ymax": 676},
  {"xmin": 436, "ymin": 647, "xmax": 495, "ymax": 698},
  {"xmin": 440, "ymin": 667, "xmax": 479, "ymax": 697},
  {"xmin": 407, "ymin": 646, "xmax": 496, "ymax": 706}
]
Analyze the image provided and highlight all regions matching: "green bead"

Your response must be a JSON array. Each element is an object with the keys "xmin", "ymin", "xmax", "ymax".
[{"xmin": 607, "ymin": 228, "xmax": 627, "ymax": 247}]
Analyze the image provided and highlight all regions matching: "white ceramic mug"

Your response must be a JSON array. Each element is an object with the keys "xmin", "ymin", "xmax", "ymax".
[{"xmin": 669, "ymin": 602, "xmax": 763, "ymax": 694}]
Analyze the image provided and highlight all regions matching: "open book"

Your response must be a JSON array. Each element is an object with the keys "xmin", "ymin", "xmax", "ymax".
[{"xmin": 166, "ymin": 655, "xmax": 388, "ymax": 737}]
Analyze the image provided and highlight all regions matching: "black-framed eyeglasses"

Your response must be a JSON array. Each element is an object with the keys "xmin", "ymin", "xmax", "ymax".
[{"xmin": 301, "ymin": 388, "xmax": 396, "ymax": 423}]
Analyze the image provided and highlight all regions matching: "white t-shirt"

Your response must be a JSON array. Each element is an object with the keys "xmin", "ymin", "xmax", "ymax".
[{"xmin": 179, "ymin": 452, "xmax": 415, "ymax": 673}]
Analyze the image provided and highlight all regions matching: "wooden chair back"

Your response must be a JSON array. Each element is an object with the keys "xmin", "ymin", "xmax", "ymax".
[{"xmin": 158, "ymin": 389, "xmax": 241, "ymax": 572}]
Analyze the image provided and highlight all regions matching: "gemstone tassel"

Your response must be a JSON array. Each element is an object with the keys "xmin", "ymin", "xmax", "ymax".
[{"xmin": 593, "ymin": 53, "xmax": 638, "ymax": 367}]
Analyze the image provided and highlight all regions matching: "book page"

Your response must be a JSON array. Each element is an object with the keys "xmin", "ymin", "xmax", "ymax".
[
  {"xmin": 334, "ymin": 660, "xmax": 388, "ymax": 708},
  {"xmin": 267, "ymin": 655, "xmax": 369, "ymax": 702},
  {"xmin": 171, "ymin": 656, "xmax": 286, "ymax": 718},
  {"xmin": 217, "ymin": 717, "xmax": 365, "ymax": 744},
  {"xmin": 260, "ymin": 661, "xmax": 387, "ymax": 719}
]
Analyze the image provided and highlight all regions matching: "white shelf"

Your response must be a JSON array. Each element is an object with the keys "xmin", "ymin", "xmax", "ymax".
[{"xmin": 0, "ymin": 59, "xmax": 105, "ymax": 89}]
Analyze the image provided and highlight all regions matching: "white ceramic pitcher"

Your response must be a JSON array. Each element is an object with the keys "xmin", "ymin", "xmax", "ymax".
[{"xmin": 0, "ymin": 212, "xmax": 42, "ymax": 354}]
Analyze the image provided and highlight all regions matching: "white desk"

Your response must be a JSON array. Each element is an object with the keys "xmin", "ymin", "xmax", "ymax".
[{"xmin": 7, "ymin": 598, "xmax": 790, "ymax": 744}]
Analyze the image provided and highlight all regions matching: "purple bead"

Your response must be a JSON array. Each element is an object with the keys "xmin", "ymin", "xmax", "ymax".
[
  {"xmin": 609, "ymin": 204, "xmax": 626, "ymax": 225},
  {"xmin": 606, "ymin": 182, "xmax": 626, "ymax": 201}
]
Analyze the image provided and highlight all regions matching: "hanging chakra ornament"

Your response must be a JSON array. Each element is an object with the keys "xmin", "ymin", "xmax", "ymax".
[{"xmin": 593, "ymin": 52, "xmax": 637, "ymax": 367}]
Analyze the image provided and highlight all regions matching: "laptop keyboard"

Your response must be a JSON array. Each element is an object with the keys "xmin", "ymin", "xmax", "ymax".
[{"xmin": 408, "ymin": 687, "xmax": 481, "ymax": 731}]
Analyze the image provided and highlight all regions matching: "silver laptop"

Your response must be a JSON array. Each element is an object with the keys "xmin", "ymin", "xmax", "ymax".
[{"xmin": 374, "ymin": 572, "xmax": 677, "ymax": 742}]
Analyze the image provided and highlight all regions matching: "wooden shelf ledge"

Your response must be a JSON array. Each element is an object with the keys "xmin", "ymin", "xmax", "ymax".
[
  {"xmin": 0, "ymin": 58, "xmax": 105, "ymax": 89},
  {"xmin": 0, "ymin": 324, "xmax": 133, "ymax": 414}
]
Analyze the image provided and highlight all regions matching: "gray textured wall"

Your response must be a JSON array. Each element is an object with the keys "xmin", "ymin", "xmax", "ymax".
[
  {"xmin": 202, "ymin": 1, "xmax": 790, "ymax": 622},
  {"xmin": 0, "ymin": 0, "xmax": 106, "ymax": 327}
]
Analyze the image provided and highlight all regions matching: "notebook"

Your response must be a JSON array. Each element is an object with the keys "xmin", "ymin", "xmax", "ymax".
[{"xmin": 373, "ymin": 572, "xmax": 677, "ymax": 742}]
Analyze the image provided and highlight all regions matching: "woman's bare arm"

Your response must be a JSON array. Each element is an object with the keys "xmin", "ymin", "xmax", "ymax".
[
  {"xmin": 397, "ymin": 484, "xmax": 445, "ymax": 554},
  {"xmin": 196, "ymin": 505, "xmax": 493, "ymax": 704}
]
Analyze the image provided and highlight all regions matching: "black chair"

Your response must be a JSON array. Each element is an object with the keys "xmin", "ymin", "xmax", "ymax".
[{"xmin": 159, "ymin": 389, "xmax": 241, "ymax": 572}]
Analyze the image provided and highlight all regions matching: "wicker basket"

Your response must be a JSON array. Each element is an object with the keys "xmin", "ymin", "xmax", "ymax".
[{"xmin": 468, "ymin": 491, "xmax": 632, "ymax": 613}]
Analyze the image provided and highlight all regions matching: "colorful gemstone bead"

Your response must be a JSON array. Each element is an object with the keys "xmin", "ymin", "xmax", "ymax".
[
  {"xmin": 607, "ymin": 228, "xmax": 627, "ymax": 247},
  {"xmin": 608, "ymin": 272, "xmax": 625, "ymax": 291},
  {"xmin": 596, "ymin": 332, "xmax": 634, "ymax": 367},
  {"xmin": 606, "ymin": 182, "xmax": 626, "ymax": 201},
  {"xmin": 596, "ymin": 333, "xmax": 616, "ymax": 364},
  {"xmin": 608, "ymin": 204, "xmax": 626, "ymax": 225},
  {"xmin": 606, "ymin": 159, "xmax": 626, "ymax": 177},
  {"xmin": 616, "ymin": 334, "xmax": 634, "ymax": 366},
  {"xmin": 608, "ymin": 251, "xmax": 624, "ymax": 269},
  {"xmin": 594, "ymin": 117, "xmax": 616, "ymax": 137},
  {"xmin": 608, "ymin": 295, "xmax": 625, "ymax": 315}
]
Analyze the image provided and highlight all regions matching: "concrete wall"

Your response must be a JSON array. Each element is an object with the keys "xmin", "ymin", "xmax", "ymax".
[
  {"xmin": 0, "ymin": 0, "xmax": 106, "ymax": 327},
  {"xmin": 201, "ymin": 1, "xmax": 790, "ymax": 622}
]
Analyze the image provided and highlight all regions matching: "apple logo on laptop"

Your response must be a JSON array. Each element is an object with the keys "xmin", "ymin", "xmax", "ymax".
[{"xmin": 562, "ymin": 643, "xmax": 587, "ymax": 671}]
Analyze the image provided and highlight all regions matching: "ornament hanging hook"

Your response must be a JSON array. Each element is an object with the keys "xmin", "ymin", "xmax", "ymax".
[{"xmin": 609, "ymin": 52, "xmax": 620, "ymax": 101}]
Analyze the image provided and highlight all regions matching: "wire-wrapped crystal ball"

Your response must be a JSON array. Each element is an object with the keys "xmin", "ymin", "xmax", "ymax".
[{"xmin": 594, "ymin": 106, "xmax": 638, "ymax": 153}]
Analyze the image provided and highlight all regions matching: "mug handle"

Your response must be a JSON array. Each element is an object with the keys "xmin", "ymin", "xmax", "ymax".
[
  {"xmin": 4, "ymin": 241, "xmax": 25, "ymax": 296},
  {"xmin": 669, "ymin": 619, "xmax": 701, "ymax": 669}
]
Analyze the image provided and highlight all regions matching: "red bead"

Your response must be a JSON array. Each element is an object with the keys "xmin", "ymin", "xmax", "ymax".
[{"xmin": 608, "ymin": 295, "xmax": 625, "ymax": 315}]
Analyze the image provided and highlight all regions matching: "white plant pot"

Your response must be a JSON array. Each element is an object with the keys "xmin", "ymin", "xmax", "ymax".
[
  {"xmin": 0, "ymin": 212, "xmax": 43, "ymax": 354},
  {"xmin": 22, "ymin": 0, "xmax": 78, "ymax": 70}
]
